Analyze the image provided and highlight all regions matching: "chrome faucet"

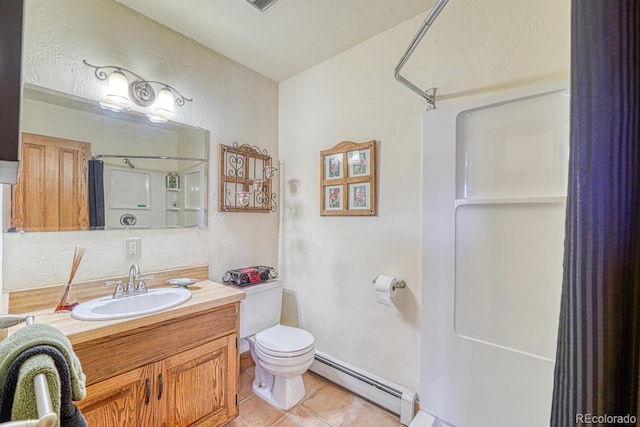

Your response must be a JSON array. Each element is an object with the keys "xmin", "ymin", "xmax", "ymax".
[
  {"xmin": 128, "ymin": 263, "xmax": 140, "ymax": 293},
  {"xmin": 105, "ymin": 264, "xmax": 153, "ymax": 298}
]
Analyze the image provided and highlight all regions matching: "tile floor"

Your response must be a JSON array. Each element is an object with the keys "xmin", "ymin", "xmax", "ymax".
[{"xmin": 225, "ymin": 366, "xmax": 402, "ymax": 427}]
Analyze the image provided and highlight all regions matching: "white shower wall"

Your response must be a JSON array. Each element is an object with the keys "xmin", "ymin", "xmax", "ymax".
[{"xmin": 420, "ymin": 83, "xmax": 569, "ymax": 426}]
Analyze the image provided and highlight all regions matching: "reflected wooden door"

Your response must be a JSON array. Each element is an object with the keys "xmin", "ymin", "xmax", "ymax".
[{"xmin": 12, "ymin": 132, "xmax": 90, "ymax": 231}]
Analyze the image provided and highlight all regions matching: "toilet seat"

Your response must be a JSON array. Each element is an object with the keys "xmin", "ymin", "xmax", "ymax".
[
  {"xmin": 256, "ymin": 341, "xmax": 315, "ymax": 359},
  {"xmin": 255, "ymin": 324, "xmax": 315, "ymax": 358},
  {"xmin": 255, "ymin": 346, "xmax": 315, "ymax": 367}
]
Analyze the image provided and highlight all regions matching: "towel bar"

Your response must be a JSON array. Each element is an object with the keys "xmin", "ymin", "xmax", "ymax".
[{"xmin": 0, "ymin": 315, "xmax": 57, "ymax": 427}]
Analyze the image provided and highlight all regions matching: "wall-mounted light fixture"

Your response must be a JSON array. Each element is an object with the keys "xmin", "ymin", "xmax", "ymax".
[{"xmin": 83, "ymin": 60, "xmax": 192, "ymax": 123}]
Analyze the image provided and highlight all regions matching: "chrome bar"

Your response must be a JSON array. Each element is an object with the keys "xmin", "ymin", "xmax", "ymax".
[
  {"xmin": 91, "ymin": 153, "xmax": 206, "ymax": 162},
  {"xmin": 394, "ymin": 0, "xmax": 449, "ymax": 108},
  {"xmin": 32, "ymin": 376, "xmax": 55, "ymax": 426},
  {"xmin": 0, "ymin": 315, "xmax": 27, "ymax": 329}
]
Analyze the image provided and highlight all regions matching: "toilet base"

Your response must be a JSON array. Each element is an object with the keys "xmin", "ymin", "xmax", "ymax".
[
  {"xmin": 246, "ymin": 332, "xmax": 314, "ymax": 410},
  {"xmin": 252, "ymin": 374, "xmax": 306, "ymax": 410}
]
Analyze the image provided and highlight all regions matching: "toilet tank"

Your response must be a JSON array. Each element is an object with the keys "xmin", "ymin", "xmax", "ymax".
[{"xmin": 239, "ymin": 280, "xmax": 283, "ymax": 338}]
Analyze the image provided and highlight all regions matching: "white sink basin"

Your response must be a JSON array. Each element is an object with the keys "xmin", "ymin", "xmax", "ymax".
[{"xmin": 71, "ymin": 287, "xmax": 192, "ymax": 321}]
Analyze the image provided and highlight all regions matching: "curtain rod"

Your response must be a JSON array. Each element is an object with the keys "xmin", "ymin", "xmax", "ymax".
[
  {"xmin": 91, "ymin": 153, "xmax": 206, "ymax": 162},
  {"xmin": 394, "ymin": 0, "xmax": 449, "ymax": 109}
]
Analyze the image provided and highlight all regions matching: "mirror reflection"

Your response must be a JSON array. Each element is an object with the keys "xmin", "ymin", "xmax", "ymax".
[{"xmin": 11, "ymin": 84, "xmax": 209, "ymax": 232}]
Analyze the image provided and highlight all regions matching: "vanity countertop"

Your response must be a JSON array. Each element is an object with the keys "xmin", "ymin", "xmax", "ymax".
[{"xmin": 7, "ymin": 280, "xmax": 245, "ymax": 345}]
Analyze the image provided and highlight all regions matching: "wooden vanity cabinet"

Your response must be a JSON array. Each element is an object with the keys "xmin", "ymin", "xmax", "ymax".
[{"xmin": 74, "ymin": 303, "xmax": 239, "ymax": 427}]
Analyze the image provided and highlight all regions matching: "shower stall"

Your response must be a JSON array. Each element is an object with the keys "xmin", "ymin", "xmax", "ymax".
[{"xmin": 416, "ymin": 81, "xmax": 570, "ymax": 426}]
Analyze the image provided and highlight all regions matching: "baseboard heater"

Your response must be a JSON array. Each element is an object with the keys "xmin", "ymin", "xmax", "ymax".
[{"xmin": 310, "ymin": 350, "xmax": 418, "ymax": 426}]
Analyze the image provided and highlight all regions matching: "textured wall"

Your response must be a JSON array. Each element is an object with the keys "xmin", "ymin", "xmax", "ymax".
[
  {"xmin": 3, "ymin": 0, "xmax": 279, "ymax": 290},
  {"xmin": 278, "ymin": 0, "xmax": 570, "ymax": 391}
]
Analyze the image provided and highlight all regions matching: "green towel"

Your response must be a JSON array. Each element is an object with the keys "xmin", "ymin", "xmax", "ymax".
[
  {"xmin": 0, "ymin": 323, "xmax": 86, "ymax": 401},
  {"xmin": 10, "ymin": 354, "xmax": 61, "ymax": 424}
]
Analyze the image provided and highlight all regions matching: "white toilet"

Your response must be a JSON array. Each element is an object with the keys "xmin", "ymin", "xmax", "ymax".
[{"xmin": 239, "ymin": 280, "xmax": 315, "ymax": 410}]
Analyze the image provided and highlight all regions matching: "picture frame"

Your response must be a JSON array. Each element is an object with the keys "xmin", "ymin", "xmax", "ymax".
[
  {"xmin": 320, "ymin": 140, "xmax": 376, "ymax": 216},
  {"xmin": 347, "ymin": 148, "xmax": 370, "ymax": 177},
  {"xmin": 348, "ymin": 182, "xmax": 370, "ymax": 210},
  {"xmin": 324, "ymin": 185, "xmax": 343, "ymax": 210},
  {"xmin": 324, "ymin": 153, "xmax": 344, "ymax": 180}
]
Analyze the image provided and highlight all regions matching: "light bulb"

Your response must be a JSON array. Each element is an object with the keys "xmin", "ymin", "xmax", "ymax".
[
  {"xmin": 154, "ymin": 88, "xmax": 175, "ymax": 118},
  {"xmin": 105, "ymin": 70, "xmax": 130, "ymax": 106}
]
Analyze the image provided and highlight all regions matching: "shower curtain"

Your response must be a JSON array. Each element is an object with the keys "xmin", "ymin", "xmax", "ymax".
[
  {"xmin": 551, "ymin": 1, "xmax": 640, "ymax": 426},
  {"xmin": 88, "ymin": 159, "xmax": 105, "ymax": 230}
]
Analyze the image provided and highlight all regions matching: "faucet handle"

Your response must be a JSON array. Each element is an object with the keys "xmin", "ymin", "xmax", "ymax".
[
  {"xmin": 135, "ymin": 275, "xmax": 155, "ymax": 293},
  {"xmin": 105, "ymin": 280, "xmax": 125, "ymax": 298}
]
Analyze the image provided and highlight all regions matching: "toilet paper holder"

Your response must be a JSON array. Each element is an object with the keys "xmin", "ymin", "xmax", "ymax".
[{"xmin": 372, "ymin": 276, "xmax": 406, "ymax": 291}]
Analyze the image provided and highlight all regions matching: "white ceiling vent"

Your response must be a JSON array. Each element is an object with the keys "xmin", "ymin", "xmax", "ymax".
[{"xmin": 246, "ymin": 0, "xmax": 279, "ymax": 12}]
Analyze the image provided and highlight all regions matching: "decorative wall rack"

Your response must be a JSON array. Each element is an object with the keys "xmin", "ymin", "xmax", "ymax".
[{"xmin": 218, "ymin": 143, "xmax": 277, "ymax": 213}]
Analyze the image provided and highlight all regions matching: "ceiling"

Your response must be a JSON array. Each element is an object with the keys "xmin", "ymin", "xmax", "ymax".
[{"xmin": 113, "ymin": 0, "xmax": 435, "ymax": 82}]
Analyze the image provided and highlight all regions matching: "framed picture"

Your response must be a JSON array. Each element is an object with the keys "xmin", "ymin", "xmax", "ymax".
[
  {"xmin": 348, "ymin": 182, "xmax": 370, "ymax": 210},
  {"xmin": 323, "ymin": 153, "xmax": 343, "ymax": 180},
  {"xmin": 347, "ymin": 149, "xmax": 370, "ymax": 177},
  {"xmin": 324, "ymin": 185, "xmax": 343, "ymax": 210},
  {"xmin": 320, "ymin": 140, "xmax": 376, "ymax": 216}
]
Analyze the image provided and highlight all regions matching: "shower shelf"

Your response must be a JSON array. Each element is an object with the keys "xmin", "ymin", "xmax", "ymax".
[{"xmin": 455, "ymin": 196, "xmax": 566, "ymax": 207}]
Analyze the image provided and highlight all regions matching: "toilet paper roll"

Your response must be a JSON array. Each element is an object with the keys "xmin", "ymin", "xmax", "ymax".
[{"xmin": 374, "ymin": 275, "xmax": 398, "ymax": 306}]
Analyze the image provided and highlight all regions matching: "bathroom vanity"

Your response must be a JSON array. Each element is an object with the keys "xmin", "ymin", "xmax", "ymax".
[{"xmin": 5, "ymin": 276, "xmax": 245, "ymax": 427}]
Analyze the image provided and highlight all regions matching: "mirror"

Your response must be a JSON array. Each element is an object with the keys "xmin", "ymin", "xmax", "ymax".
[{"xmin": 11, "ymin": 84, "xmax": 209, "ymax": 232}]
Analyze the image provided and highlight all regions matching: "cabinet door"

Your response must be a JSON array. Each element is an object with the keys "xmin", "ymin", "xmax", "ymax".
[
  {"xmin": 78, "ymin": 364, "xmax": 155, "ymax": 427},
  {"xmin": 162, "ymin": 335, "xmax": 238, "ymax": 427}
]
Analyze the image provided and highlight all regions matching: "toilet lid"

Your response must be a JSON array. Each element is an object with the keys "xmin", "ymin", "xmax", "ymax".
[{"xmin": 255, "ymin": 324, "xmax": 315, "ymax": 357}]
